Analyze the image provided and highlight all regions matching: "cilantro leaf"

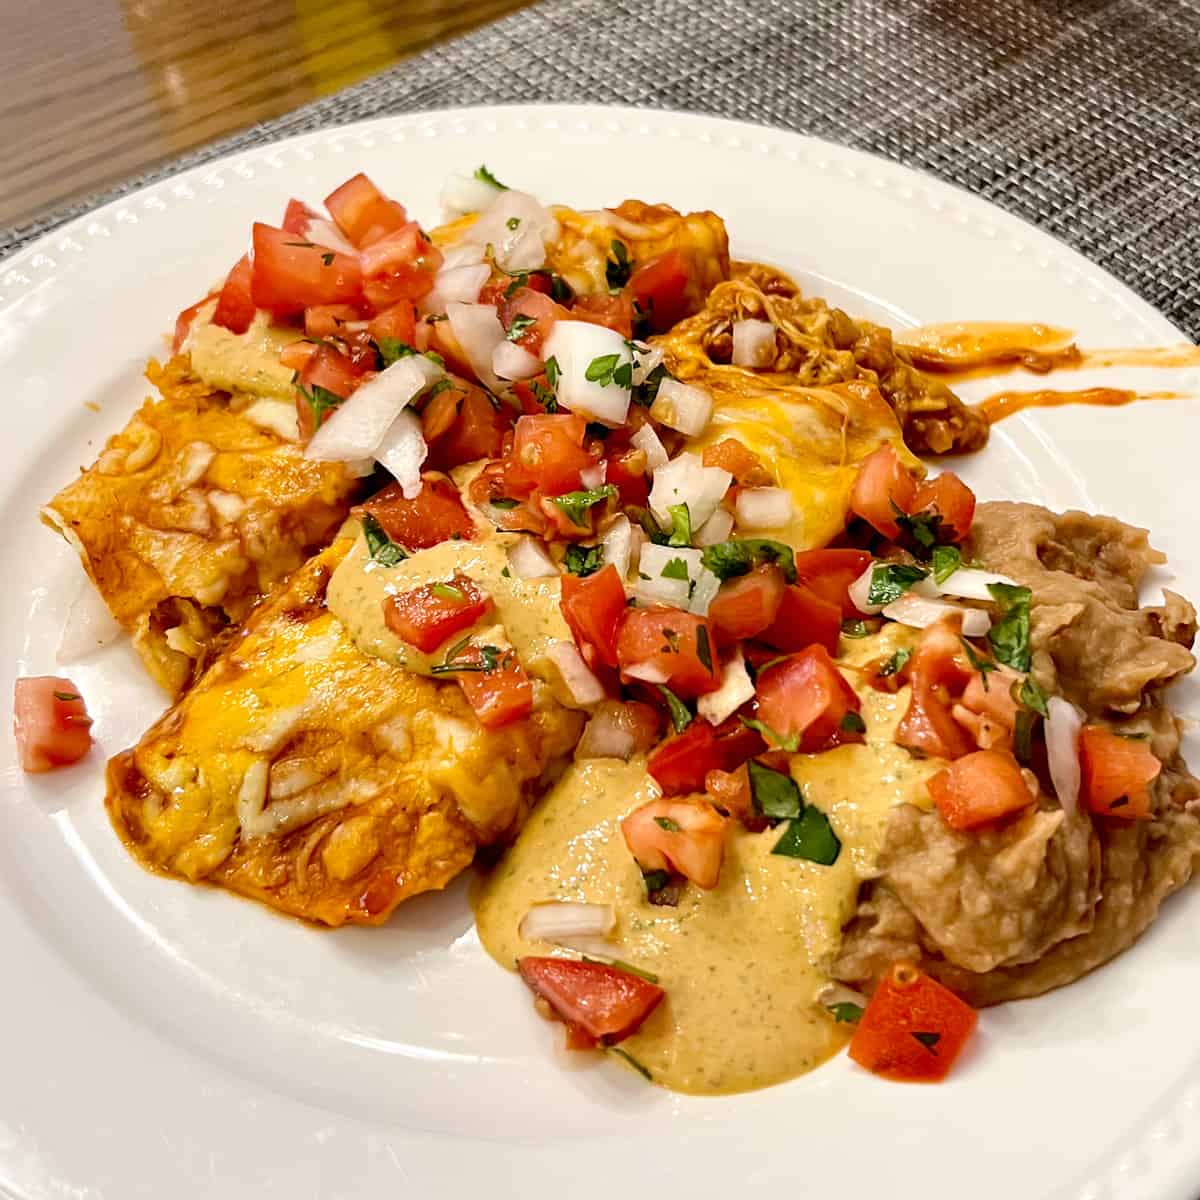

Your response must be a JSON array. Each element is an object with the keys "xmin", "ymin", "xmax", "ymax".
[
  {"xmin": 896, "ymin": 508, "xmax": 950, "ymax": 555},
  {"xmin": 633, "ymin": 361, "xmax": 671, "ymax": 407},
  {"xmin": 878, "ymin": 647, "xmax": 912, "ymax": 677},
  {"xmin": 828, "ymin": 1002, "xmax": 864, "ymax": 1024},
  {"xmin": 912, "ymin": 1031, "xmax": 941, "ymax": 1053},
  {"xmin": 605, "ymin": 239, "xmax": 632, "ymax": 291},
  {"xmin": 748, "ymin": 759, "xmax": 803, "ymax": 820},
  {"xmin": 658, "ymin": 685, "xmax": 693, "ymax": 733},
  {"xmin": 960, "ymin": 637, "xmax": 996, "ymax": 684},
  {"xmin": 430, "ymin": 582, "xmax": 465, "ymax": 602},
  {"xmin": 585, "ymin": 353, "xmax": 622, "ymax": 385},
  {"xmin": 841, "ymin": 619, "xmax": 871, "ymax": 638},
  {"xmin": 655, "ymin": 816, "xmax": 682, "ymax": 832},
  {"xmin": 866, "ymin": 563, "xmax": 929, "ymax": 608},
  {"xmin": 739, "ymin": 716, "xmax": 800, "ymax": 752},
  {"xmin": 931, "ymin": 544, "xmax": 962, "ymax": 585},
  {"xmin": 661, "ymin": 557, "xmax": 691, "ymax": 581},
  {"xmin": 361, "ymin": 513, "xmax": 407, "ymax": 567},
  {"xmin": 53, "ymin": 691, "xmax": 82, "ymax": 702},
  {"xmin": 667, "ymin": 503, "xmax": 692, "ymax": 547},
  {"xmin": 1017, "ymin": 675, "xmax": 1049, "ymax": 717},
  {"xmin": 544, "ymin": 356, "xmax": 561, "ymax": 388},
  {"xmin": 474, "ymin": 164, "xmax": 508, "ymax": 190},
  {"xmin": 700, "ymin": 539, "xmax": 797, "ymax": 583},
  {"xmin": 696, "ymin": 625, "xmax": 713, "ymax": 672},
  {"xmin": 506, "ymin": 314, "xmax": 537, "ymax": 342},
  {"xmin": 840, "ymin": 711, "xmax": 867, "ymax": 734},
  {"xmin": 987, "ymin": 582, "xmax": 1033, "ymax": 672},
  {"xmin": 772, "ymin": 805, "xmax": 841, "ymax": 865},
  {"xmin": 296, "ymin": 382, "xmax": 342, "ymax": 429},
  {"xmin": 550, "ymin": 484, "xmax": 617, "ymax": 528},
  {"xmin": 1013, "ymin": 709, "xmax": 1036, "ymax": 764},
  {"xmin": 608, "ymin": 1046, "xmax": 653, "ymax": 1081},
  {"xmin": 563, "ymin": 543, "xmax": 603, "ymax": 577}
]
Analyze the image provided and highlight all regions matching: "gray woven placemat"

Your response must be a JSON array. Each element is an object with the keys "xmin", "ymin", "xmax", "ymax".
[{"xmin": 5, "ymin": 0, "xmax": 1198, "ymax": 338}]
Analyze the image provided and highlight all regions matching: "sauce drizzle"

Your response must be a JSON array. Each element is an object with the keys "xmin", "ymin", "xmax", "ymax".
[{"xmin": 976, "ymin": 387, "xmax": 1181, "ymax": 424}]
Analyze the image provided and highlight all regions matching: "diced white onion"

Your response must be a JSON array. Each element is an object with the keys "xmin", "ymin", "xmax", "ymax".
[
  {"xmin": 577, "ymin": 706, "xmax": 639, "ymax": 761},
  {"xmin": 373, "ymin": 409, "xmax": 427, "ymax": 499},
  {"xmin": 440, "ymin": 172, "xmax": 504, "ymax": 218},
  {"xmin": 519, "ymin": 901, "xmax": 615, "ymax": 945},
  {"xmin": 305, "ymin": 355, "xmax": 441, "ymax": 463},
  {"xmin": 344, "ymin": 458, "xmax": 377, "ymax": 478},
  {"xmin": 541, "ymin": 321, "xmax": 632, "ymax": 426},
  {"xmin": 439, "ymin": 240, "xmax": 489, "ymax": 270},
  {"xmin": 631, "ymin": 342, "xmax": 664, "ymax": 386},
  {"xmin": 688, "ymin": 567, "xmax": 722, "ymax": 616},
  {"xmin": 492, "ymin": 339, "xmax": 543, "ymax": 381},
  {"xmin": 426, "ymin": 262, "xmax": 491, "ymax": 311},
  {"xmin": 648, "ymin": 452, "xmax": 731, "ymax": 531},
  {"xmin": 58, "ymin": 577, "xmax": 122, "ymax": 663},
  {"xmin": 446, "ymin": 302, "xmax": 505, "ymax": 392},
  {"xmin": 631, "ymin": 423, "xmax": 669, "ymax": 473},
  {"xmin": 732, "ymin": 319, "xmax": 777, "ymax": 367},
  {"xmin": 935, "ymin": 567, "xmax": 1020, "ymax": 602},
  {"xmin": 698, "ymin": 648, "xmax": 754, "ymax": 725},
  {"xmin": 601, "ymin": 515, "xmax": 633, "ymax": 578},
  {"xmin": 882, "ymin": 592, "xmax": 991, "ymax": 637},
  {"xmin": 636, "ymin": 544, "xmax": 704, "ymax": 608},
  {"xmin": 849, "ymin": 562, "xmax": 884, "ymax": 615},
  {"xmin": 547, "ymin": 640, "xmax": 607, "ymax": 707},
  {"xmin": 580, "ymin": 462, "xmax": 607, "ymax": 490},
  {"xmin": 507, "ymin": 537, "xmax": 559, "ymax": 579},
  {"xmin": 1046, "ymin": 697, "xmax": 1084, "ymax": 816},
  {"xmin": 467, "ymin": 190, "xmax": 559, "ymax": 272},
  {"xmin": 624, "ymin": 662, "xmax": 670, "ymax": 685},
  {"xmin": 304, "ymin": 218, "xmax": 356, "ymax": 255},
  {"xmin": 650, "ymin": 378, "xmax": 713, "ymax": 437},
  {"xmin": 735, "ymin": 487, "xmax": 793, "ymax": 530},
  {"xmin": 695, "ymin": 507, "xmax": 735, "ymax": 547}
]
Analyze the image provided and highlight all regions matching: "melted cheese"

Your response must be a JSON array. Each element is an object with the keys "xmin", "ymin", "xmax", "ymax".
[
  {"xmin": 474, "ymin": 625, "xmax": 941, "ymax": 1095},
  {"xmin": 185, "ymin": 301, "xmax": 303, "ymax": 402}
]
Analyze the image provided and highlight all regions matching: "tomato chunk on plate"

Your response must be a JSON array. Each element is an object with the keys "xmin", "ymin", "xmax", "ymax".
[
  {"xmin": 384, "ymin": 574, "xmax": 492, "ymax": 654},
  {"xmin": 927, "ymin": 749, "xmax": 1034, "ymax": 830},
  {"xmin": 622, "ymin": 796, "xmax": 728, "ymax": 889},
  {"xmin": 13, "ymin": 677, "xmax": 93, "ymax": 773},
  {"xmin": 324, "ymin": 172, "xmax": 409, "ymax": 247},
  {"xmin": 909, "ymin": 472, "xmax": 976, "ymax": 543},
  {"xmin": 561, "ymin": 565, "xmax": 627, "ymax": 668},
  {"xmin": 849, "ymin": 445, "xmax": 918, "ymax": 539},
  {"xmin": 1079, "ymin": 726, "xmax": 1161, "ymax": 819},
  {"xmin": 518, "ymin": 956, "xmax": 664, "ymax": 1047},
  {"xmin": 708, "ymin": 565, "xmax": 785, "ymax": 642},
  {"xmin": 616, "ymin": 608, "xmax": 721, "ymax": 698},
  {"xmin": 754, "ymin": 645, "xmax": 862, "ymax": 751},
  {"xmin": 792, "ymin": 548, "xmax": 873, "ymax": 618},
  {"xmin": 453, "ymin": 646, "xmax": 533, "ymax": 729},
  {"xmin": 356, "ymin": 477, "xmax": 475, "ymax": 550},
  {"xmin": 250, "ymin": 223, "xmax": 363, "ymax": 316},
  {"xmin": 211, "ymin": 254, "xmax": 256, "ymax": 336},
  {"xmin": 849, "ymin": 961, "xmax": 978, "ymax": 1082},
  {"xmin": 647, "ymin": 717, "xmax": 763, "ymax": 795}
]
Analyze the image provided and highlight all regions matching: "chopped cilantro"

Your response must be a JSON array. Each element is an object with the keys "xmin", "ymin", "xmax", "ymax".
[
  {"xmin": 563, "ymin": 543, "xmax": 604, "ymax": 577},
  {"xmin": 549, "ymin": 273, "xmax": 573, "ymax": 303},
  {"xmin": 739, "ymin": 716, "xmax": 800, "ymax": 752},
  {"xmin": 605, "ymin": 239, "xmax": 632, "ymax": 290},
  {"xmin": 841, "ymin": 619, "xmax": 872, "ymax": 638},
  {"xmin": 912, "ymin": 1031, "xmax": 941, "ymax": 1053},
  {"xmin": 296, "ymin": 381, "xmax": 342, "ymax": 430},
  {"xmin": 633, "ymin": 361, "xmax": 671, "ymax": 407},
  {"xmin": 748, "ymin": 759, "xmax": 802, "ymax": 820},
  {"xmin": 360, "ymin": 513, "xmax": 407, "ymax": 567},
  {"xmin": 878, "ymin": 647, "xmax": 912, "ymax": 677},
  {"xmin": 505, "ymin": 216, "xmax": 521, "ymax": 231},
  {"xmin": 1013, "ymin": 709, "xmax": 1036, "ymax": 764},
  {"xmin": 661, "ymin": 557, "xmax": 691, "ymax": 581},
  {"xmin": 283, "ymin": 240, "xmax": 314, "ymax": 248},
  {"xmin": 1017, "ymin": 675, "xmax": 1049, "ymax": 716},
  {"xmin": 375, "ymin": 337, "xmax": 443, "ymax": 369},
  {"xmin": 531, "ymin": 379, "xmax": 557, "ymax": 412},
  {"xmin": 931, "ymin": 544, "xmax": 962, "ymax": 584},
  {"xmin": 582, "ymin": 956, "xmax": 660, "ymax": 984},
  {"xmin": 667, "ymin": 503, "xmax": 692, "ymax": 547},
  {"xmin": 987, "ymin": 582, "xmax": 1033, "ymax": 672},
  {"xmin": 960, "ymin": 638, "xmax": 996, "ymax": 686},
  {"xmin": 655, "ymin": 816, "xmax": 681, "ymax": 832},
  {"xmin": 696, "ymin": 625, "xmax": 713, "ymax": 672},
  {"xmin": 840, "ymin": 711, "xmax": 867, "ymax": 735},
  {"xmin": 503, "ymin": 272, "xmax": 530, "ymax": 298},
  {"xmin": 430, "ymin": 642, "xmax": 505, "ymax": 675},
  {"xmin": 430, "ymin": 582, "xmax": 465, "ymax": 603},
  {"xmin": 658, "ymin": 685, "xmax": 693, "ymax": 733},
  {"xmin": 474, "ymin": 164, "xmax": 507, "ymax": 190},
  {"xmin": 631, "ymin": 506, "xmax": 671, "ymax": 546},
  {"xmin": 584, "ymin": 353, "xmax": 633, "ymax": 389},
  {"xmin": 53, "ymin": 691, "xmax": 81, "ymax": 702},
  {"xmin": 506, "ymin": 314, "xmax": 537, "ymax": 342},
  {"xmin": 608, "ymin": 1047, "xmax": 653, "ymax": 1081},
  {"xmin": 489, "ymin": 497, "xmax": 519, "ymax": 509},
  {"xmin": 896, "ymin": 507, "xmax": 950, "ymax": 554},
  {"xmin": 772, "ymin": 805, "xmax": 841, "ymax": 865},
  {"xmin": 550, "ymin": 484, "xmax": 617, "ymax": 528},
  {"xmin": 544, "ymin": 355, "xmax": 561, "ymax": 388},
  {"xmin": 866, "ymin": 563, "xmax": 929, "ymax": 608},
  {"xmin": 828, "ymin": 1002, "xmax": 864, "ymax": 1024},
  {"xmin": 700, "ymin": 539, "xmax": 796, "ymax": 583},
  {"xmin": 320, "ymin": 251, "xmax": 335, "ymax": 266},
  {"xmin": 585, "ymin": 421, "xmax": 611, "ymax": 440}
]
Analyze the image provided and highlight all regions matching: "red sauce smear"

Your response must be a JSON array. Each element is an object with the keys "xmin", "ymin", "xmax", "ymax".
[{"xmin": 976, "ymin": 387, "xmax": 1181, "ymax": 424}]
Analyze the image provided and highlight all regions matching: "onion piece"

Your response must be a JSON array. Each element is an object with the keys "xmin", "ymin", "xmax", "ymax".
[
  {"xmin": 305, "ymin": 355, "xmax": 441, "ymax": 463},
  {"xmin": 631, "ymin": 342, "xmax": 664, "ymax": 386},
  {"xmin": 848, "ymin": 562, "xmax": 884, "ymax": 615},
  {"xmin": 580, "ymin": 462, "xmax": 606, "ymax": 490},
  {"xmin": 304, "ymin": 218, "xmax": 356, "ymax": 255},
  {"xmin": 631, "ymin": 423, "xmax": 669, "ymax": 473},
  {"xmin": 697, "ymin": 649, "xmax": 754, "ymax": 725},
  {"xmin": 735, "ymin": 487, "xmax": 793, "ymax": 530},
  {"xmin": 541, "ymin": 321, "xmax": 632, "ymax": 425},
  {"xmin": 577, "ymin": 711, "xmax": 637, "ymax": 761},
  {"xmin": 492, "ymin": 339, "xmax": 543, "ymax": 381},
  {"xmin": 935, "ymin": 567, "xmax": 1020, "ymax": 602},
  {"xmin": 1046, "ymin": 697, "xmax": 1084, "ymax": 815},
  {"xmin": 688, "ymin": 566, "xmax": 722, "ymax": 616},
  {"xmin": 695, "ymin": 507, "xmax": 735, "ymax": 547},
  {"xmin": 508, "ymin": 537, "xmax": 559, "ymax": 579},
  {"xmin": 426, "ymin": 262, "xmax": 491, "ymax": 312},
  {"xmin": 466, "ymin": 190, "xmax": 559, "ymax": 272},
  {"xmin": 636, "ymin": 544, "xmax": 703, "ymax": 608},
  {"xmin": 440, "ymin": 172, "xmax": 503, "ymax": 218},
  {"xmin": 58, "ymin": 577, "xmax": 122, "ymax": 662},
  {"xmin": 731, "ymin": 319, "xmax": 776, "ymax": 367},
  {"xmin": 446, "ymin": 302, "xmax": 505, "ymax": 392},
  {"xmin": 601, "ymin": 515, "xmax": 633, "ymax": 578},
  {"xmin": 439, "ymin": 240, "xmax": 488, "ymax": 270},
  {"xmin": 650, "ymin": 378, "xmax": 713, "ymax": 437},
  {"xmin": 624, "ymin": 662, "xmax": 669, "ymax": 685},
  {"xmin": 373, "ymin": 409, "xmax": 427, "ymax": 499},
  {"xmin": 519, "ymin": 901, "xmax": 615, "ymax": 945},
  {"xmin": 882, "ymin": 591, "xmax": 991, "ymax": 637},
  {"xmin": 547, "ymin": 640, "xmax": 607, "ymax": 707},
  {"xmin": 648, "ymin": 452, "xmax": 731, "ymax": 531}
]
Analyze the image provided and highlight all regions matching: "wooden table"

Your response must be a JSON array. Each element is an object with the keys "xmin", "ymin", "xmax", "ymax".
[{"xmin": 1, "ymin": 0, "xmax": 532, "ymax": 227}]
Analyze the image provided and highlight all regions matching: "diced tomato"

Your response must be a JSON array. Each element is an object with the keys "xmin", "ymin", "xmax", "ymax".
[
  {"xmin": 894, "ymin": 621, "xmax": 976, "ymax": 761},
  {"xmin": 622, "ymin": 797, "xmax": 728, "ymax": 888},
  {"xmin": 454, "ymin": 646, "xmax": 533, "ymax": 729},
  {"xmin": 426, "ymin": 383, "xmax": 509, "ymax": 470},
  {"xmin": 708, "ymin": 565, "xmax": 786, "ymax": 641},
  {"xmin": 792, "ymin": 548, "xmax": 874, "ymax": 618},
  {"xmin": 172, "ymin": 296, "xmax": 211, "ymax": 354},
  {"xmin": 250, "ymin": 223, "xmax": 363, "ymax": 316},
  {"xmin": 294, "ymin": 342, "xmax": 368, "ymax": 437},
  {"xmin": 572, "ymin": 291, "xmax": 635, "ymax": 337},
  {"xmin": 705, "ymin": 763, "xmax": 754, "ymax": 823},
  {"xmin": 627, "ymin": 249, "xmax": 692, "ymax": 333},
  {"xmin": 700, "ymin": 437, "xmax": 772, "ymax": 486},
  {"xmin": 960, "ymin": 663, "xmax": 1022, "ymax": 729},
  {"xmin": 848, "ymin": 961, "xmax": 978, "ymax": 1082},
  {"xmin": 281, "ymin": 198, "xmax": 319, "ymax": 235},
  {"xmin": 605, "ymin": 445, "xmax": 650, "ymax": 507},
  {"xmin": 560, "ymin": 565, "xmax": 627, "ymax": 669},
  {"xmin": 280, "ymin": 342, "xmax": 317, "ymax": 373},
  {"xmin": 304, "ymin": 303, "xmax": 364, "ymax": 339},
  {"xmin": 927, "ymin": 749, "xmax": 1034, "ymax": 830},
  {"xmin": 849, "ymin": 445, "xmax": 919, "ymax": 539},
  {"xmin": 356, "ymin": 476, "xmax": 475, "ymax": 549},
  {"xmin": 758, "ymin": 581, "xmax": 841, "ymax": 655},
  {"xmin": 324, "ymin": 173, "xmax": 408, "ymax": 247},
  {"xmin": 647, "ymin": 717, "xmax": 764, "ymax": 795},
  {"xmin": 498, "ymin": 287, "xmax": 570, "ymax": 355},
  {"xmin": 13, "ymin": 677, "xmax": 93, "ymax": 773},
  {"xmin": 616, "ymin": 608, "xmax": 721, "ymax": 698},
  {"xmin": 360, "ymin": 222, "xmax": 443, "ymax": 310},
  {"xmin": 910, "ymin": 472, "xmax": 976, "ymax": 543},
  {"xmin": 504, "ymin": 413, "xmax": 595, "ymax": 496},
  {"xmin": 383, "ymin": 574, "xmax": 492, "ymax": 653},
  {"xmin": 1079, "ymin": 726, "xmax": 1161, "ymax": 819},
  {"xmin": 517, "ymin": 957, "xmax": 664, "ymax": 1048},
  {"xmin": 366, "ymin": 300, "xmax": 418, "ymax": 347},
  {"xmin": 210, "ymin": 255, "xmax": 256, "ymax": 336},
  {"xmin": 754, "ymin": 645, "xmax": 862, "ymax": 751}
]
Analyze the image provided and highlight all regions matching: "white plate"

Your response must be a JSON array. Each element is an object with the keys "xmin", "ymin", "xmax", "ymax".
[{"xmin": 2, "ymin": 105, "xmax": 1199, "ymax": 1200}]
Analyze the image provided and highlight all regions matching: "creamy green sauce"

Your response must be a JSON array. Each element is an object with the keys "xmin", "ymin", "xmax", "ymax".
[
  {"xmin": 326, "ymin": 520, "xmax": 572, "ymax": 682},
  {"xmin": 185, "ymin": 300, "xmax": 302, "ymax": 401},
  {"xmin": 475, "ymin": 624, "xmax": 941, "ymax": 1095}
]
